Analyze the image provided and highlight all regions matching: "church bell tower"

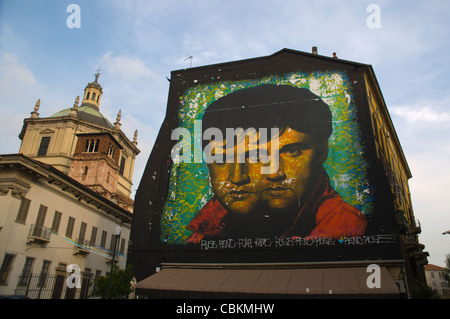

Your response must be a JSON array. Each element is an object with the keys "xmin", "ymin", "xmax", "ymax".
[
  {"xmin": 18, "ymin": 70, "xmax": 140, "ymax": 212},
  {"xmin": 81, "ymin": 69, "xmax": 103, "ymax": 108}
]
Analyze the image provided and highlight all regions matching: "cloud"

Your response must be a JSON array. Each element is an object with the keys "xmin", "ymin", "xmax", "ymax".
[
  {"xmin": 0, "ymin": 52, "xmax": 39, "ymax": 153},
  {"xmin": 390, "ymin": 105, "xmax": 450, "ymax": 124},
  {"xmin": 407, "ymin": 150, "xmax": 450, "ymax": 266},
  {"xmin": 389, "ymin": 97, "xmax": 450, "ymax": 266},
  {"xmin": 96, "ymin": 51, "xmax": 167, "ymax": 124},
  {"xmin": 99, "ymin": 52, "xmax": 158, "ymax": 80},
  {"xmin": 0, "ymin": 51, "xmax": 36, "ymax": 90}
]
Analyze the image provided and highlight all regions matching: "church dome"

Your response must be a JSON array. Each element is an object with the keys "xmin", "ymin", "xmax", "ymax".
[
  {"xmin": 49, "ymin": 70, "xmax": 113, "ymax": 128},
  {"xmin": 50, "ymin": 105, "xmax": 114, "ymax": 128}
]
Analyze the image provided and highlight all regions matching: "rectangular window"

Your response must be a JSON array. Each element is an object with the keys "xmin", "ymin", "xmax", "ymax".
[
  {"xmin": 79, "ymin": 269, "xmax": 92, "ymax": 299},
  {"xmin": 32, "ymin": 205, "xmax": 47, "ymax": 237},
  {"xmin": 37, "ymin": 136, "xmax": 51, "ymax": 156},
  {"xmin": 90, "ymin": 226, "xmax": 98, "ymax": 246},
  {"xmin": 78, "ymin": 222, "xmax": 87, "ymax": 244},
  {"xmin": 35, "ymin": 205, "xmax": 47, "ymax": 225},
  {"xmin": 100, "ymin": 230, "xmax": 107, "ymax": 248},
  {"xmin": 0, "ymin": 254, "xmax": 16, "ymax": 284},
  {"xmin": 119, "ymin": 238, "xmax": 126, "ymax": 254},
  {"xmin": 65, "ymin": 216, "xmax": 75, "ymax": 239},
  {"xmin": 16, "ymin": 198, "xmax": 31, "ymax": 223},
  {"xmin": 51, "ymin": 211, "xmax": 62, "ymax": 232},
  {"xmin": 38, "ymin": 260, "xmax": 51, "ymax": 287},
  {"xmin": 119, "ymin": 156, "xmax": 126, "ymax": 175},
  {"xmin": 18, "ymin": 257, "xmax": 35, "ymax": 286},
  {"xmin": 109, "ymin": 235, "xmax": 116, "ymax": 251}
]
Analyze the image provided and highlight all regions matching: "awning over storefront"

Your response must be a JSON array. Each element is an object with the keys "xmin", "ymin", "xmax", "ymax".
[{"xmin": 136, "ymin": 265, "xmax": 401, "ymax": 298}]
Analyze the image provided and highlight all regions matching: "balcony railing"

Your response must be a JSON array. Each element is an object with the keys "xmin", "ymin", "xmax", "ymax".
[
  {"xmin": 73, "ymin": 238, "xmax": 92, "ymax": 256},
  {"xmin": 27, "ymin": 224, "xmax": 51, "ymax": 245},
  {"xmin": 15, "ymin": 271, "xmax": 96, "ymax": 299}
]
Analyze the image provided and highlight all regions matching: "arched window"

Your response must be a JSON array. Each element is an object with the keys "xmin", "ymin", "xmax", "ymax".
[
  {"xmin": 92, "ymin": 92, "xmax": 96, "ymax": 101},
  {"xmin": 108, "ymin": 145, "xmax": 114, "ymax": 158},
  {"xmin": 93, "ymin": 139, "xmax": 99, "ymax": 152},
  {"xmin": 85, "ymin": 139, "xmax": 100, "ymax": 153},
  {"xmin": 83, "ymin": 166, "xmax": 88, "ymax": 175},
  {"xmin": 88, "ymin": 139, "xmax": 95, "ymax": 152},
  {"xmin": 86, "ymin": 92, "xmax": 90, "ymax": 100}
]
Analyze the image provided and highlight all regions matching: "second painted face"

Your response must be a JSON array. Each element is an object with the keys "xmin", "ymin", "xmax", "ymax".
[
  {"xmin": 206, "ymin": 129, "xmax": 262, "ymax": 215},
  {"xmin": 207, "ymin": 127, "xmax": 326, "ymax": 215},
  {"xmin": 258, "ymin": 127, "xmax": 322, "ymax": 212}
]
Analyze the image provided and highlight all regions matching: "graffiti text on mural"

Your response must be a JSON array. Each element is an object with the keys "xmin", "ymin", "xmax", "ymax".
[
  {"xmin": 171, "ymin": 120, "xmax": 280, "ymax": 174},
  {"xmin": 199, "ymin": 234, "xmax": 396, "ymax": 251}
]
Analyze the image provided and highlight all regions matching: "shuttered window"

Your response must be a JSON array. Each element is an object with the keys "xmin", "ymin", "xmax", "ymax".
[
  {"xmin": 100, "ymin": 230, "xmax": 107, "ymax": 248},
  {"xmin": 78, "ymin": 222, "xmax": 87, "ymax": 243},
  {"xmin": 16, "ymin": 198, "xmax": 31, "ymax": 223},
  {"xmin": 90, "ymin": 226, "xmax": 98, "ymax": 246},
  {"xmin": 0, "ymin": 254, "xmax": 16, "ymax": 284},
  {"xmin": 51, "ymin": 211, "xmax": 62, "ymax": 232},
  {"xmin": 36, "ymin": 205, "xmax": 47, "ymax": 226},
  {"xmin": 65, "ymin": 216, "xmax": 75, "ymax": 239}
]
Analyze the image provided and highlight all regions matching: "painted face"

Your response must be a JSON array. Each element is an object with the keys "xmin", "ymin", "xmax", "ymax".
[
  {"xmin": 258, "ymin": 127, "xmax": 323, "ymax": 212},
  {"xmin": 206, "ymin": 130, "xmax": 262, "ymax": 215},
  {"xmin": 207, "ymin": 127, "xmax": 325, "ymax": 215}
]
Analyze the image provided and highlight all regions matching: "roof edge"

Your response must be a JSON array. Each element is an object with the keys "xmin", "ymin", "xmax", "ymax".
[{"xmin": 171, "ymin": 47, "xmax": 371, "ymax": 74}]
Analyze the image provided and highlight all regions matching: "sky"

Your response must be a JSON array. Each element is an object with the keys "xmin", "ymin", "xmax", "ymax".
[{"xmin": 0, "ymin": 0, "xmax": 449, "ymax": 267}]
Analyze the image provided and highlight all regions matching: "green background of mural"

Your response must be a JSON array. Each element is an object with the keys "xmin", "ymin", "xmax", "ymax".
[{"xmin": 161, "ymin": 71, "xmax": 374, "ymax": 244}]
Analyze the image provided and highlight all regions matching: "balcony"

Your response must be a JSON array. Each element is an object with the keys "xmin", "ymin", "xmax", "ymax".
[
  {"xmin": 73, "ymin": 239, "xmax": 91, "ymax": 256},
  {"xmin": 27, "ymin": 224, "xmax": 51, "ymax": 245}
]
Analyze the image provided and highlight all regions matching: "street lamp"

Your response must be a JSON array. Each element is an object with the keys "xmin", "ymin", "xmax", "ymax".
[{"xmin": 106, "ymin": 225, "xmax": 122, "ymax": 299}]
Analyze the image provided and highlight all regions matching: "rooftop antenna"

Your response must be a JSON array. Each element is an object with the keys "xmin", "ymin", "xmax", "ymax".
[{"xmin": 185, "ymin": 56, "xmax": 193, "ymax": 68}]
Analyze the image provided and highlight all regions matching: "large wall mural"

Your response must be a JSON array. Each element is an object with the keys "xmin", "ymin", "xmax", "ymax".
[
  {"xmin": 160, "ymin": 70, "xmax": 378, "ymax": 249},
  {"xmin": 128, "ymin": 51, "xmax": 402, "ymax": 283}
]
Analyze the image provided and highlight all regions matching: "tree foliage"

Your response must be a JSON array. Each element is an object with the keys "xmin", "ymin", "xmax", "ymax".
[{"xmin": 90, "ymin": 266, "xmax": 133, "ymax": 299}]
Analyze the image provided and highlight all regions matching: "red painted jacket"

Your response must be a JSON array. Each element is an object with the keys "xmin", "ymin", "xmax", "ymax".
[{"xmin": 186, "ymin": 174, "xmax": 367, "ymax": 243}]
